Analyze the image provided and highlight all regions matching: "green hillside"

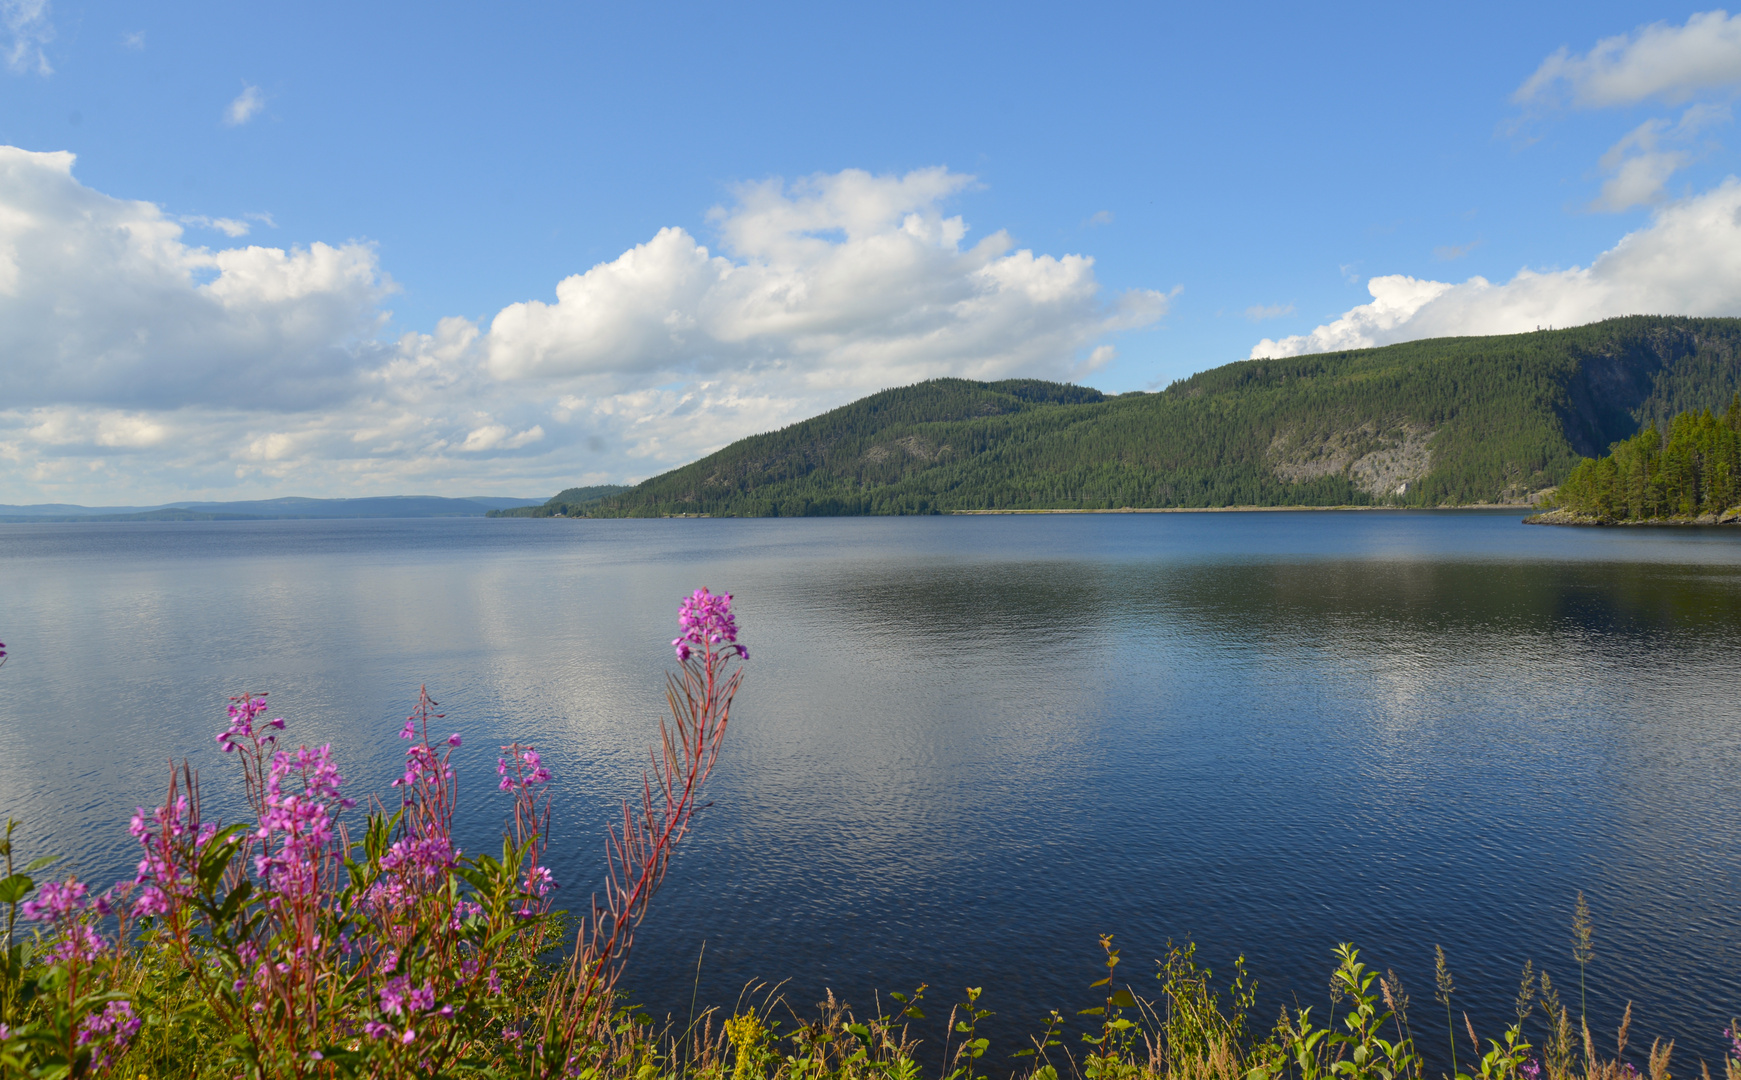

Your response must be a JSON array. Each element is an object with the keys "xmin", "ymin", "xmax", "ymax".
[
  {"xmin": 487, "ymin": 484, "xmax": 630, "ymax": 517},
  {"xmin": 571, "ymin": 316, "xmax": 1741, "ymax": 517}
]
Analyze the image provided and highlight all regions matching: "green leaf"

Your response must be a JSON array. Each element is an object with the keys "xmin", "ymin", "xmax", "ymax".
[
  {"xmin": 889, "ymin": 991, "xmax": 906, "ymax": 1002},
  {"xmin": 1089, "ymin": 977, "xmax": 1111, "ymax": 988},
  {"xmin": 1077, "ymin": 1007, "xmax": 1105, "ymax": 1016},
  {"xmin": 22, "ymin": 856, "xmax": 59, "ymax": 874},
  {"xmin": 1110, "ymin": 989, "xmax": 1137, "ymax": 1009},
  {"xmin": 1036, "ymin": 1066, "xmax": 1060, "ymax": 1080},
  {"xmin": 0, "ymin": 873, "xmax": 33, "ymax": 905}
]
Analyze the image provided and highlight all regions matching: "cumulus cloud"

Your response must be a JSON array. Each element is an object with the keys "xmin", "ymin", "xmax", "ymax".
[
  {"xmin": 1516, "ymin": 10, "xmax": 1741, "ymax": 107},
  {"xmin": 0, "ymin": 146, "xmax": 392, "ymax": 410},
  {"xmin": 0, "ymin": 156, "xmax": 1162, "ymax": 504},
  {"xmin": 225, "ymin": 85, "xmax": 264, "ymax": 126},
  {"xmin": 3, "ymin": 0, "xmax": 52, "ymax": 75},
  {"xmin": 484, "ymin": 168, "xmax": 1168, "ymax": 392},
  {"xmin": 1251, "ymin": 178, "xmax": 1741, "ymax": 358}
]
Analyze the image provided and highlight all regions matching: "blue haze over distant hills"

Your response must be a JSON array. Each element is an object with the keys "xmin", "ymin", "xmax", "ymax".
[{"xmin": 0, "ymin": 496, "xmax": 546, "ymax": 522}]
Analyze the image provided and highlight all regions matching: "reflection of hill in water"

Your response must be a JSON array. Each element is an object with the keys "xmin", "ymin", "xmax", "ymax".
[
  {"xmin": 644, "ymin": 547, "xmax": 1741, "ymax": 1072},
  {"xmin": 810, "ymin": 556, "xmax": 1741, "ymax": 647}
]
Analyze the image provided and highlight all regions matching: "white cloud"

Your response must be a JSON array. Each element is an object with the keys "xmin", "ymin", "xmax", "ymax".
[
  {"xmin": 460, "ymin": 423, "xmax": 544, "ymax": 452},
  {"xmin": 121, "ymin": 29, "xmax": 144, "ymax": 50},
  {"xmin": 1244, "ymin": 302, "xmax": 1296, "ymax": 321},
  {"xmin": 225, "ymin": 85, "xmax": 265, "ymax": 127},
  {"xmin": 484, "ymin": 168, "xmax": 1168, "ymax": 390},
  {"xmin": 180, "ymin": 214, "xmax": 253, "ymax": 237},
  {"xmin": 0, "ymin": 157, "xmax": 1162, "ymax": 504},
  {"xmin": 0, "ymin": 146, "xmax": 392, "ymax": 410},
  {"xmin": 3, "ymin": 0, "xmax": 52, "ymax": 75},
  {"xmin": 1517, "ymin": 10, "xmax": 1741, "ymax": 108},
  {"xmin": 1251, "ymin": 178, "xmax": 1741, "ymax": 358},
  {"xmin": 1588, "ymin": 104, "xmax": 1730, "ymax": 211}
]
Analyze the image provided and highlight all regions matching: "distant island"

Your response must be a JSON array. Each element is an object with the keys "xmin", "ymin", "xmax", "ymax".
[
  {"xmin": 0, "ymin": 495, "xmax": 545, "ymax": 523},
  {"xmin": 515, "ymin": 315, "xmax": 1741, "ymax": 518}
]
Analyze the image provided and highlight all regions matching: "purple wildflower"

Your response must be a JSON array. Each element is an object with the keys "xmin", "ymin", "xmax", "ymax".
[
  {"xmin": 496, "ymin": 747, "xmax": 550, "ymax": 791},
  {"xmin": 672, "ymin": 587, "xmax": 747, "ymax": 662},
  {"xmin": 21, "ymin": 878, "xmax": 87, "ymax": 921},
  {"xmin": 75, "ymin": 1000, "xmax": 141, "ymax": 1070},
  {"xmin": 380, "ymin": 976, "xmax": 408, "ymax": 1017},
  {"xmin": 217, "ymin": 694, "xmax": 281, "ymax": 753},
  {"xmin": 254, "ymin": 743, "xmax": 353, "ymax": 894},
  {"xmin": 364, "ymin": 1021, "xmax": 393, "ymax": 1039},
  {"xmin": 408, "ymin": 983, "xmax": 436, "ymax": 1013},
  {"xmin": 525, "ymin": 865, "xmax": 556, "ymax": 897}
]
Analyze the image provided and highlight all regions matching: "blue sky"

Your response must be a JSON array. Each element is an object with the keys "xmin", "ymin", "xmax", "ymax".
[{"xmin": 4, "ymin": 1, "xmax": 1741, "ymax": 502}]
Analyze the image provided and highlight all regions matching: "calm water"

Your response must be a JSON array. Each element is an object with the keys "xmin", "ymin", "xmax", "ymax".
[{"xmin": 3, "ymin": 512, "xmax": 1740, "ymax": 1069}]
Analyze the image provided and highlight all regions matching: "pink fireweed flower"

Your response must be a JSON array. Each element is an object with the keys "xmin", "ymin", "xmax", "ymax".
[
  {"xmin": 380, "ymin": 976, "xmax": 408, "ymax": 1017},
  {"xmin": 497, "ymin": 747, "xmax": 550, "ymax": 790},
  {"xmin": 254, "ymin": 743, "xmax": 352, "ymax": 893},
  {"xmin": 364, "ymin": 1021, "xmax": 393, "ymax": 1039},
  {"xmin": 447, "ymin": 733, "xmax": 462, "ymax": 747},
  {"xmin": 672, "ymin": 587, "xmax": 748, "ymax": 662},
  {"xmin": 525, "ymin": 865, "xmax": 556, "ymax": 897},
  {"xmin": 21, "ymin": 878, "xmax": 87, "ymax": 921},
  {"xmin": 217, "ymin": 694, "xmax": 281, "ymax": 753},
  {"xmin": 75, "ymin": 1000, "xmax": 141, "ymax": 1071},
  {"xmin": 47, "ymin": 923, "xmax": 106, "ymax": 965},
  {"xmin": 392, "ymin": 742, "xmax": 454, "ymax": 791}
]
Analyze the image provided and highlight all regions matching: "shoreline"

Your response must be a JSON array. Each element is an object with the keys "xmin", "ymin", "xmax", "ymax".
[
  {"xmin": 1524, "ymin": 507, "xmax": 1741, "ymax": 527},
  {"xmin": 948, "ymin": 504, "xmax": 1536, "ymax": 515}
]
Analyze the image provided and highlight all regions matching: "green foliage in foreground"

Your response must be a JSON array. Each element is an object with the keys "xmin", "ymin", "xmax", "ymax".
[
  {"xmin": 489, "ymin": 485, "xmax": 631, "ymax": 517},
  {"xmin": 1549, "ymin": 394, "xmax": 1741, "ymax": 521},
  {"xmin": 566, "ymin": 317, "xmax": 1741, "ymax": 517}
]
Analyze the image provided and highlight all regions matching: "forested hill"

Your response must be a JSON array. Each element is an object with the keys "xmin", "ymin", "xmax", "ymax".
[{"xmin": 573, "ymin": 315, "xmax": 1741, "ymax": 517}]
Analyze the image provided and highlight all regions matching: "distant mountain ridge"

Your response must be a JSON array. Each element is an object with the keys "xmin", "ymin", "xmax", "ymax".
[
  {"xmin": 562, "ymin": 315, "xmax": 1741, "ymax": 517},
  {"xmin": 0, "ymin": 495, "xmax": 544, "ymax": 523}
]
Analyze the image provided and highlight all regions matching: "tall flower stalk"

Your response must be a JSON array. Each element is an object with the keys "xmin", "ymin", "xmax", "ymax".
[{"xmin": 523, "ymin": 587, "xmax": 748, "ymax": 1074}]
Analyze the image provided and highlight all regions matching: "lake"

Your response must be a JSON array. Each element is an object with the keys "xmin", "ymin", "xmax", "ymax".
[{"xmin": 2, "ymin": 511, "xmax": 1739, "ymax": 1070}]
